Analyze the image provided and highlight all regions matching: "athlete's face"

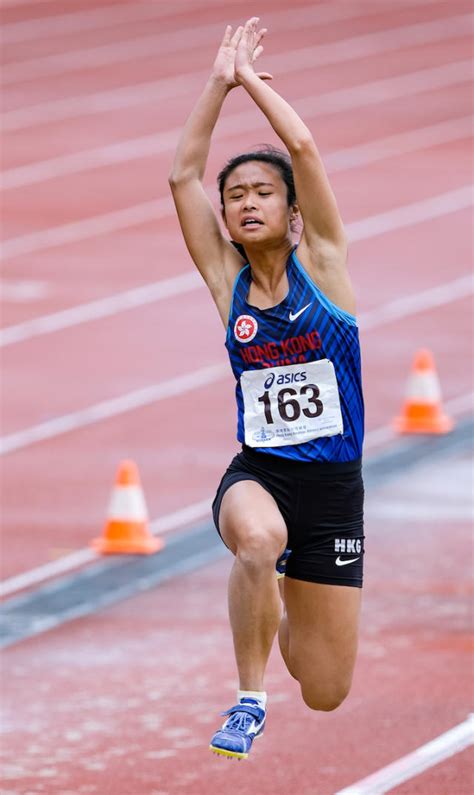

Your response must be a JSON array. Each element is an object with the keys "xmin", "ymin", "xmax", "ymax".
[{"xmin": 222, "ymin": 162, "xmax": 297, "ymax": 247}]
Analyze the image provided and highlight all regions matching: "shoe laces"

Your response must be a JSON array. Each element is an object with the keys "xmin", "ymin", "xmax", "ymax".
[
  {"xmin": 222, "ymin": 700, "xmax": 264, "ymax": 733},
  {"xmin": 225, "ymin": 710, "xmax": 256, "ymax": 733}
]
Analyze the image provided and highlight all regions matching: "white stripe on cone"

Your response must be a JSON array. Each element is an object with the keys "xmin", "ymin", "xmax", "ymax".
[
  {"xmin": 106, "ymin": 485, "xmax": 148, "ymax": 521},
  {"xmin": 405, "ymin": 370, "xmax": 442, "ymax": 402}
]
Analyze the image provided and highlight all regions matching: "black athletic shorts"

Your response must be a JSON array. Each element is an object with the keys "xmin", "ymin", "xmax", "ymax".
[{"xmin": 212, "ymin": 445, "xmax": 364, "ymax": 588}]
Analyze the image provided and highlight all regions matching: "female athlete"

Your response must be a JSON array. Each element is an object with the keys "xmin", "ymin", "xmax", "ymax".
[{"xmin": 169, "ymin": 18, "xmax": 364, "ymax": 760}]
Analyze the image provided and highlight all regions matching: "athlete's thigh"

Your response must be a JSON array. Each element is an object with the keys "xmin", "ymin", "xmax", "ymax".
[
  {"xmin": 284, "ymin": 578, "xmax": 361, "ymax": 684},
  {"xmin": 219, "ymin": 480, "xmax": 288, "ymax": 557}
]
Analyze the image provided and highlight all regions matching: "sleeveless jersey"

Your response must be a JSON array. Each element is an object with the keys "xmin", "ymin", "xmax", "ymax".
[{"xmin": 225, "ymin": 248, "xmax": 364, "ymax": 463}]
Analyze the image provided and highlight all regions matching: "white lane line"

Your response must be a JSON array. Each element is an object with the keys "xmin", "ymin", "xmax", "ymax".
[
  {"xmin": 324, "ymin": 115, "xmax": 473, "ymax": 174},
  {"xmin": 1, "ymin": 77, "xmax": 470, "ymax": 190},
  {"xmin": 1, "ymin": 165, "xmax": 471, "ymax": 262},
  {"xmin": 1, "ymin": 195, "xmax": 173, "ymax": 261},
  {"xmin": 296, "ymin": 60, "xmax": 470, "ymax": 125},
  {"xmin": 0, "ymin": 549, "xmax": 97, "ymax": 597},
  {"xmin": 1, "ymin": 0, "xmax": 65, "ymax": 6},
  {"xmin": 2, "ymin": 0, "xmax": 67, "ymax": 6},
  {"xmin": 1, "ymin": 71, "xmax": 204, "ymax": 133},
  {"xmin": 0, "ymin": 0, "xmax": 225, "ymax": 44},
  {"xmin": 0, "ymin": 362, "xmax": 230, "ymax": 456},
  {"xmin": 1, "ymin": 16, "xmax": 470, "ymax": 133},
  {"xmin": 360, "ymin": 274, "xmax": 473, "ymax": 330},
  {"xmin": 346, "ymin": 186, "xmax": 472, "ymax": 241},
  {"xmin": 335, "ymin": 715, "xmax": 474, "ymax": 795},
  {"xmin": 0, "ymin": 0, "xmax": 439, "ymax": 10},
  {"xmin": 0, "ymin": 202, "xmax": 473, "ymax": 348},
  {"xmin": 0, "ymin": 3, "xmax": 393, "ymax": 85},
  {"xmin": 262, "ymin": 14, "xmax": 472, "ymax": 77},
  {"xmin": 0, "ymin": 270, "xmax": 202, "ymax": 346},
  {"xmin": 1, "ymin": 64, "xmax": 469, "ymax": 263},
  {"xmin": 1, "ymin": 127, "xmax": 184, "ymax": 188},
  {"xmin": 363, "ymin": 391, "xmax": 473, "ymax": 453},
  {"xmin": 1, "ymin": 274, "xmax": 471, "ymax": 455},
  {"xmin": 0, "ymin": 497, "xmax": 213, "ymax": 598},
  {"xmin": 441, "ymin": 391, "xmax": 474, "ymax": 415},
  {"xmin": 1, "ymin": 263, "xmax": 471, "ymax": 352},
  {"xmin": 1, "ymin": 111, "xmax": 470, "ymax": 347},
  {"xmin": 0, "ymin": 389, "xmax": 471, "ymax": 599},
  {"xmin": 0, "ymin": 278, "xmax": 50, "ymax": 302}
]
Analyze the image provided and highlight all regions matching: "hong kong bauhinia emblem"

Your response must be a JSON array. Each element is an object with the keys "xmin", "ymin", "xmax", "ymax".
[{"xmin": 234, "ymin": 314, "xmax": 258, "ymax": 343}]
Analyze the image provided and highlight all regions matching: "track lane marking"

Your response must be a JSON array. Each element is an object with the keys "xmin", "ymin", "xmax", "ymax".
[
  {"xmin": 1, "ymin": 266, "xmax": 471, "ymax": 350},
  {"xmin": 0, "ymin": 497, "xmax": 213, "ymax": 598},
  {"xmin": 335, "ymin": 714, "xmax": 474, "ymax": 794},
  {"xmin": 0, "ymin": 0, "xmax": 443, "ymax": 10},
  {"xmin": 2, "ymin": 101, "xmax": 471, "ymax": 191},
  {"xmin": 1, "ymin": 195, "xmax": 172, "ymax": 261},
  {"xmin": 347, "ymin": 186, "xmax": 472, "ymax": 241},
  {"xmin": 1, "ymin": 111, "xmax": 471, "ymax": 346},
  {"xmin": 0, "ymin": 3, "xmax": 406, "ymax": 85},
  {"xmin": 0, "ymin": 362, "xmax": 230, "ymax": 455},
  {"xmin": 0, "ymin": 278, "xmax": 50, "ymax": 302},
  {"xmin": 324, "ymin": 115, "xmax": 472, "ymax": 173},
  {"xmin": 1, "ymin": 168, "xmax": 471, "ymax": 261},
  {"xmin": 1, "ymin": 0, "xmax": 67, "ymax": 7},
  {"xmin": 1, "ymin": 276, "xmax": 472, "ymax": 455},
  {"xmin": 1, "ymin": 0, "xmax": 226, "ymax": 44},
  {"xmin": 360, "ymin": 274, "xmax": 473, "ymax": 330},
  {"xmin": 0, "ymin": 270, "xmax": 202, "ymax": 346},
  {"xmin": 2, "ymin": 24, "xmax": 471, "ymax": 132},
  {"xmin": 1, "ymin": 392, "xmax": 472, "ymax": 599}
]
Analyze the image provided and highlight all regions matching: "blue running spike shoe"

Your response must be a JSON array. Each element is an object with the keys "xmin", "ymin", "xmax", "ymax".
[
  {"xmin": 276, "ymin": 548, "xmax": 292, "ymax": 579},
  {"xmin": 209, "ymin": 698, "xmax": 266, "ymax": 759}
]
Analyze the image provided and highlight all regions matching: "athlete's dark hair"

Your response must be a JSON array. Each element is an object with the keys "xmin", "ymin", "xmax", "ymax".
[{"xmin": 217, "ymin": 144, "xmax": 296, "ymax": 208}]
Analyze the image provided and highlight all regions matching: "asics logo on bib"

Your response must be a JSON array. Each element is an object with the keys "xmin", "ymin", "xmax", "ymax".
[
  {"xmin": 264, "ymin": 374, "xmax": 275, "ymax": 389},
  {"xmin": 264, "ymin": 371, "xmax": 307, "ymax": 389}
]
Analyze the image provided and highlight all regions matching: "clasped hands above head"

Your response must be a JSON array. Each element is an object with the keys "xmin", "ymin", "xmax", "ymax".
[{"xmin": 212, "ymin": 17, "xmax": 273, "ymax": 90}]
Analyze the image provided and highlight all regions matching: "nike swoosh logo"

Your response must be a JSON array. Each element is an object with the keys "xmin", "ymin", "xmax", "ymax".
[
  {"xmin": 335, "ymin": 556, "xmax": 360, "ymax": 567},
  {"xmin": 246, "ymin": 721, "xmax": 258, "ymax": 735},
  {"xmin": 289, "ymin": 302, "xmax": 312, "ymax": 321}
]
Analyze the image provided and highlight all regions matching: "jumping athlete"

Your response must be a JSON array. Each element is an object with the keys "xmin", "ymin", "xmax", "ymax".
[{"xmin": 169, "ymin": 18, "xmax": 364, "ymax": 760}]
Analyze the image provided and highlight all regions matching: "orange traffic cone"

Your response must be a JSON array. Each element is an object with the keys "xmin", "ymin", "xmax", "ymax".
[
  {"xmin": 92, "ymin": 460, "xmax": 163, "ymax": 554},
  {"xmin": 394, "ymin": 349, "xmax": 454, "ymax": 434}
]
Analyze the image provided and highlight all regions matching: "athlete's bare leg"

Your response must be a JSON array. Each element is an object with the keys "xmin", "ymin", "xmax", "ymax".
[
  {"xmin": 277, "ymin": 608, "xmax": 292, "ymax": 675},
  {"xmin": 280, "ymin": 578, "xmax": 361, "ymax": 710},
  {"xmin": 219, "ymin": 481, "xmax": 288, "ymax": 691}
]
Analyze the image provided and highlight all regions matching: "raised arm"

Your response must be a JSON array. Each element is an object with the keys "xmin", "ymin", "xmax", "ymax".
[
  {"xmin": 169, "ymin": 25, "xmax": 271, "ymax": 325},
  {"xmin": 168, "ymin": 27, "xmax": 242, "ymax": 323},
  {"xmin": 234, "ymin": 19, "xmax": 353, "ymax": 311}
]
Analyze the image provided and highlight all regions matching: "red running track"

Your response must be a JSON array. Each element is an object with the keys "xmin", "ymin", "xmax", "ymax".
[
  {"xmin": 1, "ymin": 0, "xmax": 473, "ymax": 792},
  {"xmin": 1, "ymin": 446, "xmax": 472, "ymax": 793}
]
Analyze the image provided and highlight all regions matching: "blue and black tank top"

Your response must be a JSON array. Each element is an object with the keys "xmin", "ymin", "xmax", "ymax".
[{"xmin": 225, "ymin": 247, "xmax": 364, "ymax": 463}]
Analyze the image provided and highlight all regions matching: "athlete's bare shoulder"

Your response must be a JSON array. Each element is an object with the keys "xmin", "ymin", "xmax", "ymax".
[{"xmin": 295, "ymin": 233, "xmax": 356, "ymax": 317}]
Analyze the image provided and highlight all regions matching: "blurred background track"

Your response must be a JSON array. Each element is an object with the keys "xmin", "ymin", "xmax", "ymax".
[{"xmin": 1, "ymin": 1, "xmax": 472, "ymax": 792}]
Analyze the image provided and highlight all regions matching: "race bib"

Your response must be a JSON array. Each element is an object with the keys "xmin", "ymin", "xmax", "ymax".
[{"xmin": 241, "ymin": 359, "xmax": 343, "ymax": 448}]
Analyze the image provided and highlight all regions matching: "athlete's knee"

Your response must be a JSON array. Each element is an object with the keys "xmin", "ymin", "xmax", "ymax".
[
  {"xmin": 235, "ymin": 525, "xmax": 286, "ymax": 571},
  {"xmin": 300, "ymin": 677, "xmax": 351, "ymax": 712},
  {"xmin": 291, "ymin": 650, "xmax": 353, "ymax": 711}
]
